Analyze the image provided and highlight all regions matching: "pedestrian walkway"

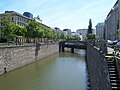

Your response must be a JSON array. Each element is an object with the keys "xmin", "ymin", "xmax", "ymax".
[{"xmin": 107, "ymin": 47, "xmax": 114, "ymax": 55}]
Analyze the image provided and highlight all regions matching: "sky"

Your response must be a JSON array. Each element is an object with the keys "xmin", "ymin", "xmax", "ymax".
[{"xmin": 0, "ymin": 0, "xmax": 118, "ymax": 31}]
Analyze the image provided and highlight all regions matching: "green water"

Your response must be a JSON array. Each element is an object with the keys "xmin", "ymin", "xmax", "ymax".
[{"xmin": 0, "ymin": 50, "xmax": 87, "ymax": 90}]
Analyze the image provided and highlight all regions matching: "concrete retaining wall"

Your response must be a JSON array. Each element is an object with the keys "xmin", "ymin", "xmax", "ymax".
[
  {"xmin": 0, "ymin": 44, "xmax": 59, "ymax": 75},
  {"xmin": 86, "ymin": 44, "xmax": 111, "ymax": 90}
]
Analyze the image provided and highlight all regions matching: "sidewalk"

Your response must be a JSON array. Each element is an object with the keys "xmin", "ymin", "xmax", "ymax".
[
  {"xmin": 107, "ymin": 47, "xmax": 114, "ymax": 54},
  {"xmin": 107, "ymin": 47, "xmax": 120, "ymax": 60}
]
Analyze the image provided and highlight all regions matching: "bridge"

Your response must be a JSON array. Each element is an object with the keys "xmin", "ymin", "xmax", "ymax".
[{"xmin": 59, "ymin": 40, "xmax": 87, "ymax": 53}]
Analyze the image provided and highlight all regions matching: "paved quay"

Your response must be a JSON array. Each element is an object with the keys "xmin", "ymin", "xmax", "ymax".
[{"xmin": 107, "ymin": 47, "xmax": 114, "ymax": 55}]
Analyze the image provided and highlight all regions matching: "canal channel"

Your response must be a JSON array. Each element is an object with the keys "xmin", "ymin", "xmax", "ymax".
[{"xmin": 0, "ymin": 50, "xmax": 87, "ymax": 90}]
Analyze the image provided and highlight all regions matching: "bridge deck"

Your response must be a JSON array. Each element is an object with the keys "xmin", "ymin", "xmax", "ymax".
[
  {"xmin": 64, "ymin": 44, "xmax": 86, "ymax": 49},
  {"xmin": 59, "ymin": 41, "xmax": 87, "ymax": 52}
]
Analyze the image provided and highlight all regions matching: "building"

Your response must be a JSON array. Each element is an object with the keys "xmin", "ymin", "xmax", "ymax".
[
  {"xmin": 0, "ymin": 11, "xmax": 31, "ymax": 37},
  {"xmin": 92, "ymin": 29, "xmax": 96, "ymax": 35},
  {"xmin": 96, "ymin": 22, "xmax": 105, "ymax": 39},
  {"xmin": 118, "ymin": 0, "xmax": 120, "ymax": 38},
  {"xmin": 63, "ymin": 29, "xmax": 72, "ymax": 36},
  {"xmin": 54, "ymin": 27, "xmax": 63, "ymax": 34},
  {"xmin": 71, "ymin": 32, "xmax": 83, "ymax": 40},
  {"xmin": 76, "ymin": 29, "xmax": 87, "ymax": 35},
  {"xmin": 76, "ymin": 29, "xmax": 88, "ymax": 41},
  {"xmin": 23, "ymin": 12, "xmax": 33, "ymax": 18},
  {"xmin": 34, "ymin": 15, "xmax": 42, "ymax": 23},
  {"xmin": 71, "ymin": 32, "xmax": 80, "ymax": 36},
  {"xmin": 105, "ymin": 0, "xmax": 119, "ymax": 40}
]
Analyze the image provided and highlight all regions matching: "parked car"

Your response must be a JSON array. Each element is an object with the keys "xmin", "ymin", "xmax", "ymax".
[
  {"xmin": 113, "ymin": 40, "xmax": 118, "ymax": 45},
  {"xmin": 107, "ymin": 40, "xmax": 114, "ymax": 48},
  {"xmin": 116, "ymin": 42, "xmax": 120, "ymax": 48},
  {"xmin": 113, "ymin": 41, "xmax": 120, "ymax": 56},
  {"xmin": 107, "ymin": 40, "xmax": 113, "ymax": 45},
  {"xmin": 107, "ymin": 40, "xmax": 119, "ymax": 48}
]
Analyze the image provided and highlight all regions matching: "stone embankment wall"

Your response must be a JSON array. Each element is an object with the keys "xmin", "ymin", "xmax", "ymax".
[
  {"xmin": 0, "ymin": 44, "xmax": 59, "ymax": 75},
  {"xmin": 86, "ymin": 44, "xmax": 111, "ymax": 90}
]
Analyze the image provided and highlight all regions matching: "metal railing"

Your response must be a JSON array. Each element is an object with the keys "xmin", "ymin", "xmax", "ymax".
[{"xmin": 0, "ymin": 38, "xmax": 58, "ymax": 47}]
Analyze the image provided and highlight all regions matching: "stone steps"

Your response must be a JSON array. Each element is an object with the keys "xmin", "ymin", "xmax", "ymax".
[{"xmin": 107, "ymin": 58, "xmax": 120, "ymax": 90}]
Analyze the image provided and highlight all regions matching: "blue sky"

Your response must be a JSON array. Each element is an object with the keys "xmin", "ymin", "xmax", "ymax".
[{"xmin": 0, "ymin": 0, "xmax": 117, "ymax": 31}]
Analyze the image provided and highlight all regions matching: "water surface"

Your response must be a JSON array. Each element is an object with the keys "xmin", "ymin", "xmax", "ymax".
[{"xmin": 0, "ymin": 50, "xmax": 87, "ymax": 90}]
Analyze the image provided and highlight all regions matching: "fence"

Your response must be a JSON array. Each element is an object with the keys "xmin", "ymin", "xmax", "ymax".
[{"xmin": 0, "ymin": 37, "xmax": 57, "ymax": 46}]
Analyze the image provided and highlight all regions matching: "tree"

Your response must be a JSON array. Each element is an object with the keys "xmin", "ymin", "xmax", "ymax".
[
  {"xmin": 87, "ymin": 34, "xmax": 95, "ymax": 40},
  {"xmin": 71, "ymin": 35, "xmax": 80, "ymax": 40},
  {"xmin": 38, "ymin": 29, "xmax": 45, "ymax": 38},
  {"xmin": 2, "ymin": 16, "xmax": 16, "ymax": 38},
  {"xmin": 13, "ymin": 26, "xmax": 27, "ymax": 37},
  {"xmin": 87, "ymin": 19, "xmax": 93, "ymax": 34},
  {"xmin": 2, "ymin": 15, "xmax": 27, "ymax": 40},
  {"xmin": 51, "ymin": 30, "xmax": 57, "ymax": 40},
  {"xmin": 87, "ymin": 19, "xmax": 95, "ymax": 40},
  {"xmin": 60, "ymin": 32, "xmax": 67, "ymax": 39}
]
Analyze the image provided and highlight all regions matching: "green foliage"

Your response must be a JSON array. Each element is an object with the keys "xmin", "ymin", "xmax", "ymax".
[
  {"xmin": 3, "ymin": 23, "xmax": 15, "ymax": 38},
  {"xmin": 1, "ymin": 17, "xmax": 59, "ymax": 41},
  {"xmin": 13, "ymin": 25, "xmax": 27, "ymax": 37},
  {"xmin": 60, "ymin": 32, "xmax": 67, "ymax": 39},
  {"xmin": 67, "ymin": 35, "xmax": 72, "ymax": 40},
  {"xmin": 71, "ymin": 35, "xmax": 80, "ymax": 40},
  {"xmin": 25, "ymin": 19, "xmax": 58, "ymax": 40},
  {"xmin": 51, "ymin": 30, "xmax": 57, "ymax": 40},
  {"xmin": 87, "ymin": 34, "xmax": 95, "ymax": 40},
  {"xmin": 87, "ymin": 19, "xmax": 95, "ymax": 40},
  {"xmin": 2, "ymin": 16, "xmax": 27, "ymax": 38},
  {"xmin": 25, "ymin": 19, "xmax": 40, "ymax": 38},
  {"xmin": 95, "ymin": 36, "xmax": 99, "ymax": 40},
  {"xmin": 2, "ymin": 17, "xmax": 16, "ymax": 38},
  {"xmin": 87, "ymin": 19, "xmax": 93, "ymax": 34}
]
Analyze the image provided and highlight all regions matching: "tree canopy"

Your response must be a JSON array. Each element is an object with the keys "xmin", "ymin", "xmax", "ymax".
[
  {"xmin": 87, "ymin": 19, "xmax": 93, "ymax": 34},
  {"xmin": 1, "ymin": 16, "xmax": 82, "ymax": 41},
  {"xmin": 87, "ymin": 19, "xmax": 95, "ymax": 40}
]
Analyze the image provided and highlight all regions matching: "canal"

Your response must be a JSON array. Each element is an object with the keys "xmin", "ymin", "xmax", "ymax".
[{"xmin": 0, "ymin": 50, "xmax": 87, "ymax": 90}]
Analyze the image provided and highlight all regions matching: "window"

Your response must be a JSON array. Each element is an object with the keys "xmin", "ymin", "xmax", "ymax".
[
  {"xmin": 18, "ymin": 17, "xmax": 19, "ymax": 20},
  {"xmin": 22, "ymin": 18, "xmax": 24, "ymax": 22},
  {"xmin": 17, "ymin": 22, "xmax": 19, "ymax": 25},
  {"xmin": 11, "ymin": 17, "xmax": 14, "ymax": 21},
  {"xmin": 20, "ymin": 17, "xmax": 21, "ymax": 21}
]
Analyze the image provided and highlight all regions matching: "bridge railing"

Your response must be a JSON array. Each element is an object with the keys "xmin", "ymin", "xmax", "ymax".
[
  {"xmin": 0, "ymin": 37, "xmax": 58, "ymax": 47},
  {"xmin": 65, "ymin": 40, "xmax": 86, "ymax": 45}
]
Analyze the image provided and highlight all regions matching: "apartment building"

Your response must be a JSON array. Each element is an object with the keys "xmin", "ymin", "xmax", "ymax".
[
  {"xmin": 63, "ymin": 29, "xmax": 72, "ymax": 36},
  {"xmin": 119, "ymin": 0, "xmax": 120, "ymax": 38},
  {"xmin": 76, "ymin": 29, "xmax": 87, "ymax": 35},
  {"xmin": 105, "ymin": 0, "xmax": 119, "ymax": 40},
  {"xmin": 0, "ymin": 11, "xmax": 31, "ymax": 37},
  {"xmin": 96, "ymin": 22, "xmax": 105, "ymax": 40}
]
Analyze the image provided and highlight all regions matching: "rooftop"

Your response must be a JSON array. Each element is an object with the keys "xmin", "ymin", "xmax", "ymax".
[
  {"xmin": 0, "ymin": 11, "xmax": 30, "ymax": 19},
  {"xmin": 96, "ymin": 22, "xmax": 105, "ymax": 26}
]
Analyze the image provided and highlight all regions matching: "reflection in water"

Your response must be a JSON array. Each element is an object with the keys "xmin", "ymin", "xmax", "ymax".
[{"xmin": 0, "ymin": 50, "xmax": 87, "ymax": 90}]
